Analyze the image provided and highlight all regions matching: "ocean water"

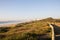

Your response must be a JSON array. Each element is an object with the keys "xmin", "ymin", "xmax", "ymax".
[
  {"xmin": 0, "ymin": 21, "xmax": 21, "ymax": 27},
  {"xmin": 0, "ymin": 20, "xmax": 31, "ymax": 27},
  {"xmin": 0, "ymin": 21, "xmax": 21, "ymax": 25}
]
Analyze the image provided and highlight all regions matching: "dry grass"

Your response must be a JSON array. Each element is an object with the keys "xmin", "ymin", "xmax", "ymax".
[{"xmin": 0, "ymin": 17, "xmax": 60, "ymax": 40}]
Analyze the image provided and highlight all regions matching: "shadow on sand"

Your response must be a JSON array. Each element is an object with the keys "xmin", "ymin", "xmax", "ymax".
[
  {"xmin": 56, "ymin": 36, "xmax": 60, "ymax": 40},
  {"xmin": 51, "ymin": 24, "xmax": 60, "ymax": 35},
  {"xmin": 51, "ymin": 24, "xmax": 60, "ymax": 40}
]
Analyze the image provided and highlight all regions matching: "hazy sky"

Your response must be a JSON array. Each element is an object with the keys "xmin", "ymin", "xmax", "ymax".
[{"xmin": 0, "ymin": 0, "xmax": 60, "ymax": 20}]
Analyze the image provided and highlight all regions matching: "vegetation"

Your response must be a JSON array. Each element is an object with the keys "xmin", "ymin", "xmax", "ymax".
[{"xmin": 0, "ymin": 17, "xmax": 60, "ymax": 40}]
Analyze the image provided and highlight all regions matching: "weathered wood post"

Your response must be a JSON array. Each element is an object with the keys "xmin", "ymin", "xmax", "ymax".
[{"xmin": 49, "ymin": 24, "xmax": 55, "ymax": 40}]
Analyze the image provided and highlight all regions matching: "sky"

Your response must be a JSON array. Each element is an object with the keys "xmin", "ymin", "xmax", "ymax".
[{"xmin": 0, "ymin": 0, "xmax": 60, "ymax": 21}]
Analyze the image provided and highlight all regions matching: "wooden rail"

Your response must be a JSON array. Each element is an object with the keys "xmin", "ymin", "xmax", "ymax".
[{"xmin": 49, "ymin": 24, "xmax": 55, "ymax": 40}]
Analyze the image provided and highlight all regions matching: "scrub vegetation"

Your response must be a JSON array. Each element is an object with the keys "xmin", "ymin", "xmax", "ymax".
[{"xmin": 0, "ymin": 17, "xmax": 60, "ymax": 40}]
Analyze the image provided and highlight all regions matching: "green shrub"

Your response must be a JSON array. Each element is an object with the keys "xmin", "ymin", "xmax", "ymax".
[{"xmin": 0, "ymin": 27, "xmax": 10, "ymax": 33}]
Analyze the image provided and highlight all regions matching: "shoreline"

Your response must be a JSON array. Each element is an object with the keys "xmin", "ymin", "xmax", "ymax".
[{"xmin": 0, "ymin": 22, "xmax": 20, "ymax": 27}]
